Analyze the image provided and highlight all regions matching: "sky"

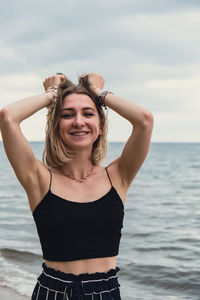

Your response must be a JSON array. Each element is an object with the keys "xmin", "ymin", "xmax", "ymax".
[{"xmin": 0, "ymin": 0, "xmax": 200, "ymax": 142}]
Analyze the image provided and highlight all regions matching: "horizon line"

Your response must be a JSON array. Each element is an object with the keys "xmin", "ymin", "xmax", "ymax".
[{"xmin": 0, "ymin": 140, "xmax": 199, "ymax": 144}]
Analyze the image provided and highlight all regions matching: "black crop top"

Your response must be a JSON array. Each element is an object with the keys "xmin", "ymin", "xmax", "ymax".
[{"xmin": 32, "ymin": 167, "xmax": 124, "ymax": 261}]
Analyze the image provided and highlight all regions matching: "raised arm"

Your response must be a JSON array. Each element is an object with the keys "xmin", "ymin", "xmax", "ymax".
[
  {"xmin": 0, "ymin": 74, "xmax": 65, "ymax": 191},
  {"xmin": 85, "ymin": 72, "xmax": 154, "ymax": 188}
]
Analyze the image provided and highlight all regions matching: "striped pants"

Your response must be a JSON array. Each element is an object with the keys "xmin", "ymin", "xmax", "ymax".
[{"xmin": 31, "ymin": 263, "xmax": 121, "ymax": 300}]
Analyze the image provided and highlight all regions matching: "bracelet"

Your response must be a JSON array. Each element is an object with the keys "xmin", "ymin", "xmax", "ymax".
[
  {"xmin": 45, "ymin": 91, "xmax": 54, "ymax": 101},
  {"xmin": 98, "ymin": 90, "xmax": 114, "ymax": 107},
  {"xmin": 46, "ymin": 86, "xmax": 58, "ymax": 103},
  {"xmin": 46, "ymin": 86, "xmax": 58, "ymax": 121}
]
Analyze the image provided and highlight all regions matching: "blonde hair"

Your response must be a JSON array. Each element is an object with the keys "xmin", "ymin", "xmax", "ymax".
[{"xmin": 43, "ymin": 76, "xmax": 108, "ymax": 168}]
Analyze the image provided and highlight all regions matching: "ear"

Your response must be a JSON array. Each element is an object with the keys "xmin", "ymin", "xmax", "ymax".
[{"xmin": 98, "ymin": 119, "xmax": 104, "ymax": 135}]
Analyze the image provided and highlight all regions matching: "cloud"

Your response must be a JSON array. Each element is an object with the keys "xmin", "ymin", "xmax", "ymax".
[
  {"xmin": 1, "ymin": 1, "xmax": 200, "ymax": 72},
  {"xmin": 0, "ymin": 0, "xmax": 200, "ymax": 142}
]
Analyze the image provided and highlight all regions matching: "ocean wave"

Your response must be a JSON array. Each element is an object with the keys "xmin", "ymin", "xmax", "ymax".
[
  {"xmin": 120, "ymin": 263, "xmax": 200, "ymax": 296},
  {"xmin": 0, "ymin": 253, "xmax": 38, "ymax": 297},
  {"xmin": 0, "ymin": 248, "xmax": 41, "ymax": 263},
  {"xmin": 135, "ymin": 246, "xmax": 185, "ymax": 252}
]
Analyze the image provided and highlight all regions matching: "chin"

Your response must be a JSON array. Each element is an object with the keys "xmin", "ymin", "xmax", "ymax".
[
  {"xmin": 66, "ymin": 141, "xmax": 94, "ymax": 151},
  {"xmin": 63, "ymin": 136, "xmax": 99, "ymax": 150}
]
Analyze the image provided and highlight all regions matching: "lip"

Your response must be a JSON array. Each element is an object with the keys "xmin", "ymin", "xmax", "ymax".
[{"xmin": 69, "ymin": 131, "xmax": 91, "ymax": 136}]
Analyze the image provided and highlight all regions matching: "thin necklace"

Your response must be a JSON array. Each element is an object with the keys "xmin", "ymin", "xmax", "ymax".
[{"xmin": 64, "ymin": 166, "xmax": 94, "ymax": 183}]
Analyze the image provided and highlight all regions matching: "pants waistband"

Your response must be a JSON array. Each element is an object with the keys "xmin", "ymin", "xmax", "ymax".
[
  {"xmin": 42, "ymin": 262, "xmax": 120, "ymax": 282},
  {"xmin": 36, "ymin": 262, "xmax": 120, "ymax": 299}
]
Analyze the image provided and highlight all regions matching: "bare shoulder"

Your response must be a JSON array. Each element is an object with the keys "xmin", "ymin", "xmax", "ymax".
[
  {"xmin": 106, "ymin": 159, "xmax": 129, "ymax": 204},
  {"xmin": 25, "ymin": 160, "xmax": 51, "ymax": 213}
]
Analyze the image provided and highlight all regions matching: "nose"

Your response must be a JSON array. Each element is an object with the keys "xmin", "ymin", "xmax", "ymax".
[{"xmin": 73, "ymin": 114, "xmax": 85, "ymax": 128}]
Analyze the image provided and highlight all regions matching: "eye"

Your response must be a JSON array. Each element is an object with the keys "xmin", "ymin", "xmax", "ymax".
[
  {"xmin": 62, "ymin": 114, "xmax": 73, "ymax": 119},
  {"xmin": 84, "ymin": 112, "xmax": 94, "ymax": 117}
]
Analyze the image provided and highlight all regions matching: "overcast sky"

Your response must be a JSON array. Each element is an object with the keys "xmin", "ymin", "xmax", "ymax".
[{"xmin": 0, "ymin": 0, "xmax": 200, "ymax": 142}]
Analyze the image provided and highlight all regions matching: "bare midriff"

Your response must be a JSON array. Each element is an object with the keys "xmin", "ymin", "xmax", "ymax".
[{"xmin": 45, "ymin": 256, "xmax": 117, "ymax": 275}]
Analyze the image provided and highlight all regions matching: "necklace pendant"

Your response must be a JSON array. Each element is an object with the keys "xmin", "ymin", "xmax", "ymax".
[{"xmin": 64, "ymin": 166, "xmax": 94, "ymax": 183}]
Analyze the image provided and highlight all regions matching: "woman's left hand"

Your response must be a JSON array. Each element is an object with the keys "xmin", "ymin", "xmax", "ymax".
[{"xmin": 82, "ymin": 73, "xmax": 105, "ymax": 95}]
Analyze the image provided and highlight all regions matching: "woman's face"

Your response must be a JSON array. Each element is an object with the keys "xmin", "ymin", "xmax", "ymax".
[{"xmin": 59, "ymin": 93, "xmax": 102, "ymax": 150}]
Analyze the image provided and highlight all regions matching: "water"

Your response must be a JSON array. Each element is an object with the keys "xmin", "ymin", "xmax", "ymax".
[{"xmin": 0, "ymin": 142, "xmax": 200, "ymax": 299}]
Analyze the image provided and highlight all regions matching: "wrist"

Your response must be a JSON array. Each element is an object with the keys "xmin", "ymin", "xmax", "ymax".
[
  {"xmin": 45, "ymin": 86, "xmax": 58, "ymax": 121},
  {"xmin": 46, "ymin": 86, "xmax": 58, "ymax": 103},
  {"xmin": 45, "ymin": 92, "xmax": 54, "ymax": 101},
  {"xmin": 98, "ymin": 90, "xmax": 114, "ymax": 106}
]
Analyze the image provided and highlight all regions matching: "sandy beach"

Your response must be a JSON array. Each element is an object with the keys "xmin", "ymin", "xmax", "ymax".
[{"xmin": 0, "ymin": 286, "xmax": 29, "ymax": 300}]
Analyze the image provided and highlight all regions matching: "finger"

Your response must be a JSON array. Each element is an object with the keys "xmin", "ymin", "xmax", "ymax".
[
  {"xmin": 61, "ymin": 76, "xmax": 66, "ymax": 83},
  {"xmin": 56, "ymin": 72, "xmax": 66, "ymax": 78},
  {"xmin": 81, "ymin": 72, "xmax": 89, "ymax": 79}
]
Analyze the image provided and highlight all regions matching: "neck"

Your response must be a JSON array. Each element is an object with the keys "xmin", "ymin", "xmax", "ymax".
[{"xmin": 61, "ymin": 150, "xmax": 94, "ymax": 180}]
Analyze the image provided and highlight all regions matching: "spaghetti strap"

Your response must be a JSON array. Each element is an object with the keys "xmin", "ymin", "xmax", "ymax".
[
  {"xmin": 105, "ymin": 166, "xmax": 113, "ymax": 187},
  {"xmin": 48, "ymin": 168, "xmax": 52, "ymax": 191}
]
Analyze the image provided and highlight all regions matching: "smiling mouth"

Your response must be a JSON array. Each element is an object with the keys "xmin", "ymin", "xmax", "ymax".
[{"xmin": 70, "ymin": 131, "xmax": 90, "ymax": 136}]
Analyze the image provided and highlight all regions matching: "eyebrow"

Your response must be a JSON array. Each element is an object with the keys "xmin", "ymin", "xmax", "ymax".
[{"xmin": 61, "ymin": 107, "xmax": 96, "ymax": 112}]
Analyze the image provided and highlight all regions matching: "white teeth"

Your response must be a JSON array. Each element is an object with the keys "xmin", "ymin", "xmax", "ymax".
[{"xmin": 71, "ymin": 132, "xmax": 88, "ymax": 136}]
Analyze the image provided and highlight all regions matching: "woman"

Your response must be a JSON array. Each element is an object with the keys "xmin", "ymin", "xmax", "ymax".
[{"xmin": 0, "ymin": 72, "xmax": 153, "ymax": 299}]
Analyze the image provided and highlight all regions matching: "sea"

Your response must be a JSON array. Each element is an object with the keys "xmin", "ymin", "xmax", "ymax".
[{"xmin": 0, "ymin": 142, "xmax": 200, "ymax": 300}]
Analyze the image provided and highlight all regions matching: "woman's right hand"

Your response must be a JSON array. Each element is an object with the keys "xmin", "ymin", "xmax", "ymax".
[
  {"xmin": 43, "ymin": 73, "xmax": 66, "ymax": 91},
  {"xmin": 81, "ymin": 73, "xmax": 105, "ymax": 96}
]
